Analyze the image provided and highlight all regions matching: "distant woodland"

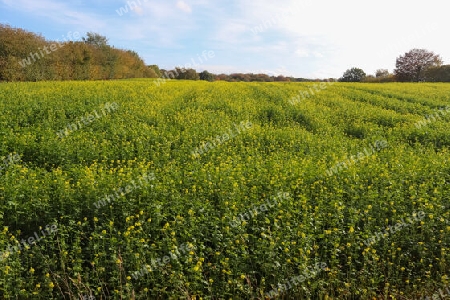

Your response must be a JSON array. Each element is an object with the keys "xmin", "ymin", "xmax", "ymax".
[{"xmin": 1, "ymin": 24, "xmax": 449, "ymax": 83}]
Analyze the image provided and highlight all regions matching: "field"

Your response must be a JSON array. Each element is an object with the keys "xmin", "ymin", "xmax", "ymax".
[{"xmin": 0, "ymin": 80, "xmax": 450, "ymax": 299}]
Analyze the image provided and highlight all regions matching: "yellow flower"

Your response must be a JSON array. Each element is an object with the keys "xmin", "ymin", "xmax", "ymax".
[
  {"xmin": 48, "ymin": 282, "xmax": 54, "ymax": 288},
  {"xmin": 349, "ymin": 226, "xmax": 354, "ymax": 233},
  {"xmin": 30, "ymin": 267, "xmax": 35, "ymax": 274},
  {"xmin": 36, "ymin": 283, "xmax": 41, "ymax": 288},
  {"xmin": 126, "ymin": 276, "xmax": 131, "ymax": 280},
  {"xmin": 94, "ymin": 217, "xmax": 98, "ymax": 222}
]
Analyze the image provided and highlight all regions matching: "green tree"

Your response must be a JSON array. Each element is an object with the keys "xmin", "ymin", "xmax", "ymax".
[
  {"xmin": 423, "ymin": 65, "xmax": 450, "ymax": 82},
  {"xmin": 339, "ymin": 68, "xmax": 366, "ymax": 82},
  {"xmin": 148, "ymin": 65, "xmax": 161, "ymax": 77},
  {"xmin": 175, "ymin": 68, "xmax": 199, "ymax": 80},
  {"xmin": 199, "ymin": 70, "xmax": 214, "ymax": 81},
  {"xmin": 82, "ymin": 32, "xmax": 108, "ymax": 48}
]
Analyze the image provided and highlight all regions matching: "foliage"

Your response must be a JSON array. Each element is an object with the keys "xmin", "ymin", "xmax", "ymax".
[
  {"xmin": 147, "ymin": 64, "xmax": 161, "ymax": 77},
  {"xmin": 0, "ymin": 24, "xmax": 151, "ymax": 81},
  {"xmin": 339, "ymin": 67, "xmax": 366, "ymax": 82},
  {"xmin": 82, "ymin": 32, "xmax": 109, "ymax": 48},
  {"xmin": 363, "ymin": 70, "xmax": 395, "ymax": 83},
  {"xmin": 423, "ymin": 65, "xmax": 450, "ymax": 82},
  {"xmin": 375, "ymin": 69, "xmax": 390, "ymax": 78},
  {"xmin": 174, "ymin": 67, "xmax": 200, "ymax": 80},
  {"xmin": 199, "ymin": 70, "xmax": 214, "ymax": 82},
  {"xmin": 0, "ymin": 80, "xmax": 449, "ymax": 299},
  {"xmin": 394, "ymin": 49, "xmax": 443, "ymax": 82}
]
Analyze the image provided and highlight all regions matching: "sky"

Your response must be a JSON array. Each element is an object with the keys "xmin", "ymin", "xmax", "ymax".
[{"xmin": 1, "ymin": 0, "xmax": 449, "ymax": 78}]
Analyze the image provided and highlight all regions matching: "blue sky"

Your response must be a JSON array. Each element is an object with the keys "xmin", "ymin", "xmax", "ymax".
[{"xmin": 1, "ymin": 0, "xmax": 449, "ymax": 78}]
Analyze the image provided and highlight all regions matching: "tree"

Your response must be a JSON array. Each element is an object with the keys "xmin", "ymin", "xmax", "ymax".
[
  {"xmin": 82, "ymin": 32, "xmax": 108, "ymax": 48},
  {"xmin": 0, "ymin": 24, "xmax": 153, "ymax": 81},
  {"xmin": 339, "ymin": 68, "xmax": 366, "ymax": 82},
  {"xmin": 274, "ymin": 75, "xmax": 289, "ymax": 82},
  {"xmin": 148, "ymin": 65, "xmax": 161, "ymax": 77},
  {"xmin": 199, "ymin": 70, "xmax": 214, "ymax": 81},
  {"xmin": 394, "ymin": 49, "xmax": 442, "ymax": 82},
  {"xmin": 174, "ymin": 68, "xmax": 199, "ymax": 80},
  {"xmin": 216, "ymin": 74, "xmax": 229, "ymax": 81},
  {"xmin": 376, "ymin": 69, "xmax": 390, "ymax": 78},
  {"xmin": 423, "ymin": 65, "xmax": 450, "ymax": 82}
]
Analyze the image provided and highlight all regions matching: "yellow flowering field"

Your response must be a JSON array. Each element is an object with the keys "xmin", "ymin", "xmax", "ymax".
[{"xmin": 0, "ymin": 80, "xmax": 449, "ymax": 299}]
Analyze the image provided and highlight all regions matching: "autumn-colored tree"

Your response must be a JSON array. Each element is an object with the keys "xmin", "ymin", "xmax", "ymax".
[
  {"xmin": 274, "ymin": 75, "xmax": 290, "ymax": 82},
  {"xmin": 148, "ymin": 65, "xmax": 161, "ymax": 77},
  {"xmin": 0, "ymin": 24, "xmax": 155, "ymax": 81}
]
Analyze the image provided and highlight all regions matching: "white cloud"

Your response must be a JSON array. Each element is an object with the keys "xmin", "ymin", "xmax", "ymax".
[
  {"xmin": 1, "ymin": 0, "xmax": 104, "ymax": 29},
  {"xmin": 231, "ymin": 0, "xmax": 450, "ymax": 77},
  {"xmin": 176, "ymin": 0, "xmax": 192, "ymax": 13},
  {"xmin": 295, "ymin": 49, "xmax": 309, "ymax": 58},
  {"xmin": 132, "ymin": 6, "xmax": 144, "ymax": 16},
  {"xmin": 313, "ymin": 52, "xmax": 324, "ymax": 58}
]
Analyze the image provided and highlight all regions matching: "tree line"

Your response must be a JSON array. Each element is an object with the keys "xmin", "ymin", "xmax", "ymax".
[
  {"xmin": 0, "ymin": 24, "xmax": 157, "ymax": 81},
  {"xmin": 1, "ymin": 24, "xmax": 449, "ymax": 83},
  {"xmin": 340, "ymin": 49, "xmax": 450, "ymax": 83}
]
